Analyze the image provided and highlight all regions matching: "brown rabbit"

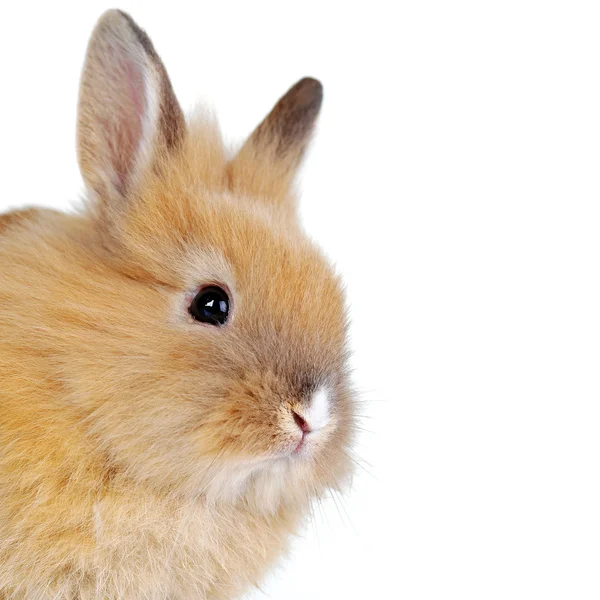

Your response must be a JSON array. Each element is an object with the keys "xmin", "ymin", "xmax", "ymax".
[{"xmin": 0, "ymin": 9, "xmax": 355, "ymax": 600}]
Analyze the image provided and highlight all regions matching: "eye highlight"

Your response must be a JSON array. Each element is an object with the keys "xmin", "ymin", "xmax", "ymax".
[{"xmin": 189, "ymin": 286, "xmax": 230, "ymax": 326}]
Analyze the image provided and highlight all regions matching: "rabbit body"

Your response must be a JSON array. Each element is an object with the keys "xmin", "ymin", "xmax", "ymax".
[{"xmin": 0, "ymin": 10, "xmax": 354, "ymax": 600}]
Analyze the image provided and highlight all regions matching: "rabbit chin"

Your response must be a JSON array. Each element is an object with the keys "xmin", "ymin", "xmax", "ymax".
[{"xmin": 190, "ymin": 444, "xmax": 332, "ymax": 515}]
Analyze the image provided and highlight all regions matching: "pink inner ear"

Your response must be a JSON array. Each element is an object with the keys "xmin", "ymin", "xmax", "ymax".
[{"xmin": 105, "ymin": 48, "xmax": 148, "ymax": 195}]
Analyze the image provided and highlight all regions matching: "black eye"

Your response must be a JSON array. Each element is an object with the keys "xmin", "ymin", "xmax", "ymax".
[{"xmin": 189, "ymin": 286, "xmax": 230, "ymax": 326}]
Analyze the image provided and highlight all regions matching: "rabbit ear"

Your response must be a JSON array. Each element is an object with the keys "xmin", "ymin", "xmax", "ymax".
[
  {"xmin": 227, "ymin": 78, "xmax": 323, "ymax": 207},
  {"xmin": 77, "ymin": 10, "xmax": 185, "ymax": 211}
]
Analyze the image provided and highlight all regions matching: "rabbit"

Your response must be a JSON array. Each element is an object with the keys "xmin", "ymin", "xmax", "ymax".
[{"xmin": 0, "ymin": 8, "xmax": 356, "ymax": 600}]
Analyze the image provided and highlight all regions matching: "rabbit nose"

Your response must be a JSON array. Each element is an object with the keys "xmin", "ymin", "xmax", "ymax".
[
  {"xmin": 292, "ymin": 411, "xmax": 311, "ymax": 434},
  {"xmin": 292, "ymin": 386, "xmax": 331, "ymax": 434}
]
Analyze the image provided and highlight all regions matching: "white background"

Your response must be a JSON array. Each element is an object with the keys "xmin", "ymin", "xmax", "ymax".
[{"xmin": 1, "ymin": 2, "xmax": 599, "ymax": 598}]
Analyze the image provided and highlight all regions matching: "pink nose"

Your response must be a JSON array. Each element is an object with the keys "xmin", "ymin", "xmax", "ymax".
[{"xmin": 292, "ymin": 411, "xmax": 311, "ymax": 434}]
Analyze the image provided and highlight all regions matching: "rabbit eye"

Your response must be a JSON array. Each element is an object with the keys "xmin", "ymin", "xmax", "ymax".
[{"xmin": 189, "ymin": 286, "xmax": 230, "ymax": 326}]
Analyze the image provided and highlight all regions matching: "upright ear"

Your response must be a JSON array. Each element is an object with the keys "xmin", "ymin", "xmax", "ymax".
[
  {"xmin": 227, "ymin": 77, "xmax": 323, "ymax": 206},
  {"xmin": 77, "ymin": 10, "xmax": 185, "ymax": 213}
]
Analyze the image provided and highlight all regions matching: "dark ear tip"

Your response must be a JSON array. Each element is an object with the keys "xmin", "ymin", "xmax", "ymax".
[
  {"xmin": 102, "ymin": 10, "xmax": 157, "ymax": 61},
  {"xmin": 290, "ymin": 77, "xmax": 323, "ymax": 110},
  {"xmin": 96, "ymin": 10, "xmax": 144, "ymax": 42},
  {"xmin": 297, "ymin": 77, "xmax": 323, "ymax": 94},
  {"xmin": 96, "ymin": 9, "xmax": 129, "ymax": 26},
  {"xmin": 115, "ymin": 9, "xmax": 138, "ymax": 30}
]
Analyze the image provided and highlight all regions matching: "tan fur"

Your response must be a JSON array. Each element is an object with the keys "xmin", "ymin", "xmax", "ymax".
[
  {"xmin": 0, "ymin": 10, "xmax": 354, "ymax": 600},
  {"xmin": 0, "ymin": 208, "xmax": 46, "ymax": 235}
]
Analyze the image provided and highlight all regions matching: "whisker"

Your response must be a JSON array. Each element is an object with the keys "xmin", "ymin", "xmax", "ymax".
[
  {"xmin": 330, "ymin": 485, "xmax": 358, "ymax": 537},
  {"xmin": 352, "ymin": 424, "xmax": 376, "ymax": 435},
  {"xmin": 342, "ymin": 449, "xmax": 379, "ymax": 482}
]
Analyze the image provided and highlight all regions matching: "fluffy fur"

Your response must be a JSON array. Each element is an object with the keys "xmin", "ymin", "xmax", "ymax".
[{"xmin": 0, "ymin": 10, "xmax": 355, "ymax": 600}]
